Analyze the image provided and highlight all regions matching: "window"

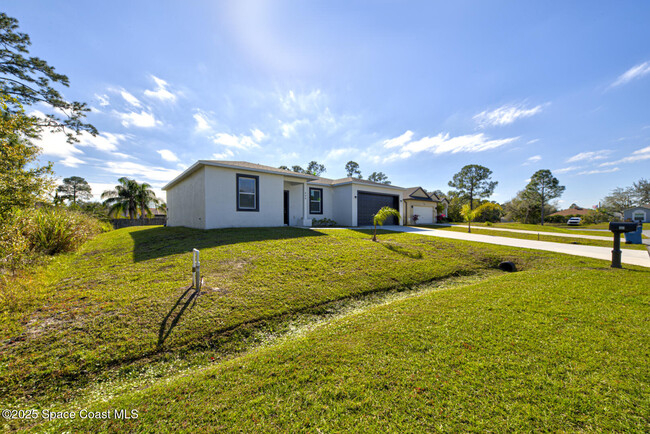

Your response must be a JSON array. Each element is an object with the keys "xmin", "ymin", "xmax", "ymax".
[
  {"xmin": 309, "ymin": 187, "xmax": 323, "ymax": 214},
  {"xmin": 633, "ymin": 211, "xmax": 645, "ymax": 221},
  {"xmin": 237, "ymin": 174, "xmax": 259, "ymax": 211}
]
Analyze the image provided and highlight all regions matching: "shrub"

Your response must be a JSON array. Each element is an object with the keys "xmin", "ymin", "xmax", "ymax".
[
  {"xmin": 312, "ymin": 218, "xmax": 337, "ymax": 227},
  {"xmin": 0, "ymin": 207, "xmax": 103, "ymax": 273}
]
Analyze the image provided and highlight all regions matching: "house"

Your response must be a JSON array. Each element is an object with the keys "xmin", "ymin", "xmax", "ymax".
[
  {"xmin": 623, "ymin": 205, "xmax": 650, "ymax": 223},
  {"xmin": 549, "ymin": 207, "xmax": 592, "ymax": 217},
  {"xmin": 162, "ymin": 160, "xmax": 444, "ymax": 229},
  {"xmin": 402, "ymin": 187, "xmax": 448, "ymax": 225}
]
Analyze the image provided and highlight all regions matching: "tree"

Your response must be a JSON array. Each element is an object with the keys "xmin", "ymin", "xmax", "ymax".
[
  {"xmin": 601, "ymin": 187, "xmax": 636, "ymax": 213},
  {"xmin": 372, "ymin": 206, "xmax": 401, "ymax": 242},
  {"xmin": 1, "ymin": 13, "xmax": 96, "ymax": 141},
  {"xmin": 524, "ymin": 169, "xmax": 565, "ymax": 225},
  {"xmin": 448, "ymin": 164, "xmax": 497, "ymax": 210},
  {"xmin": 632, "ymin": 178, "xmax": 650, "ymax": 204},
  {"xmin": 102, "ymin": 178, "xmax": 140, "ymax": 219},
  {"xmin": 57, "ymin": 176, "xmax": 92, "ymax": 204},
  {"xmin": 278, "ymin": 165, "xmax": 289, "ymax": 171},
  {"xmin": 291, "ymin": 165, "xmax": 305, "ymax": 174},
  {"xmin": 0, "ymin": 96, "xmax": 53, "ymax": 220},
  {"xmin": 345, "ymin": 161, "xmax": 362, "ymax": 178},
  {"xmin": 368, "ymin": 172, "xmax": 391, "ymax": 184},
  {"xmin": 306, "ymin": 161, "xmax": 326, "ymax": 176},
  {"xmin": 460, "ymin": 202, "xmax": 502, "ymax": 233},
  {"xmin": 135, "ymin": 182, "xmax": 162, "ymax": 219}
]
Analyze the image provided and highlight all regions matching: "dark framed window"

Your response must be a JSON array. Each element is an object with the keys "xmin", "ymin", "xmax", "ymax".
[
  {"xmin": 309, "ymin": 187, "xmax": 323, "ymax": 214},
  {"xmin": 236, "ymin": 174, "xmax": 259, "ymax": 211}
]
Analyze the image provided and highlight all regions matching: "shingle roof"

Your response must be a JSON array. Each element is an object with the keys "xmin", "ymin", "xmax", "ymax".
[
  {"xmin": 549, "ymin": 208, "xmax": 593, "ymax": 217},
  {"xmin": 204, "ymin": 161, "xmax": 319, "ymax": 179},
  {"xmin": 310, "ymin": 176, "xmax": 404, "ymax": 189}
]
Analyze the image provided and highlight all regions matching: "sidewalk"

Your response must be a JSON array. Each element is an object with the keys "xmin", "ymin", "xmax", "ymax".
[
  {"xmin": 381, "ymin": 226, "xmax": 650, "ymax": 268},
  {"xmin": 429, "ymin": 224, "xmax": 613, "ymax": 241}
]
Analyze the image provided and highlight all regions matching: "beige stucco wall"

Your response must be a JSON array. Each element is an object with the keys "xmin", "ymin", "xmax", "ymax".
[
  {"xmin": 166, "ymin": 167, "xmax": 206, "ymax": 229},
  {"xmin": 404, "ymin": 199, "xmax": 438, "ymax": 225}
]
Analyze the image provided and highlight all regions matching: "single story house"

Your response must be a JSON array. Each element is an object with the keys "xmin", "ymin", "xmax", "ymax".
[
  {"xmin": 162, "ymin": 160, "xmax": 445, "ymax": 229},
  {"xmin": 549, "ymin": 207, "xmax": 592, "ymax": 217},
  {"xmin": 402, "ymin": 187, "xmax": 448, "ymax": 225},
  {"xmin": 623, "ymin": 205, "xmax": 650, "ymax": 223}
]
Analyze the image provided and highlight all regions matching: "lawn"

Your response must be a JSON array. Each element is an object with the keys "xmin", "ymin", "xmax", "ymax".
[
  {"xmin": 421, "ymin": 225, "xmax": 648, "ymax": 250},
  {"xmin": 2, "ymin": 226, "xmax": 648, "ymax": 432},
  {"xmin": 441, "ymin": 221, "xmax": 616, "ymax": 236}
]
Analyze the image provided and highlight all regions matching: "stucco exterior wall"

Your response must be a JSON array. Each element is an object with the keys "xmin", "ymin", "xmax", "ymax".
[
  {"xmin": 166, "ymin": 167, "xmax": 206, "ymax": 229},
  {"xmin": 404, "ymin": 199, "xmax": 437, "ymax": 225},
  {"xmin": 306, "ymin": 184, "xmax": 335, "ymax": 222},
  {"xmin": 203, "ymin": 166, "xmax": 285, "ymax": 229},
  {"xmin": 284, "ymin": 182, "xmax": 308, "ymax": 226},
  {"xmin": 624, "ymin": 207, "xmax": 649, "ymax": 222}
]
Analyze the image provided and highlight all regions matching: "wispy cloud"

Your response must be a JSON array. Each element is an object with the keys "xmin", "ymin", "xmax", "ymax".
[
  {"xmin": 600, "ymin": 145, "xmax": 650, "ymax": 166},
  {"xmin": 566, "ymin": 150, "xmax": 611, "ymax": 163},
  {"xmin": 611, "ymin": 61, "xmax": 650, "ymax": 87},
  {"xmin": 103, "ymin": 161, "xmax": 182, "ymax": 183},
  {"xmin": 474, "ymin": 103, "xmax": 546, "ymax": 128},
  {"xmin": 116, "ymin": 110, "xmax": 161, "ymax": 128},
  {"xmin": 212, "ymin": 131, "xmax": 263, "ymax": 151},
  {"xmin": 193, "ymin": 110, "xmax": 212, "ymax": 133},
  {"xmin": 523, "ymin": 155, "xmax": 542, "ymax": 165},
  {"xmin": 60, "ymin": 156, "xmax": 86, "ymax": 167},
  {"xmin": 381, "ymin": 130, "xmax": 517, "ymax": 162},
  {"xmin": 578, "ymin": 167, "xmax": 620, "ymax": 175},
  {"xmin": 213, "ymin": 149, "xmax": 235, "ymax": 160},
  {"xmin": 554, "ymin": 166, "xmax": 583, "ymax": 174},
  {"xmin": 80, "ymin": 132, "xmax": 126, "ymax": 152},
  {"xmin": 95, "ymin": 94, "xmax": 110, "ymax": 107},
  {"xmin": 144, "ymin": 75, "xmax": 177, "ymax": 103},
  {"xmin": 120, "ymin": 89, "xmax": 142, "ymax": 108},
  {"xmin": 157, "ymin": 149, "xmax": 179, "ymax": 162}
]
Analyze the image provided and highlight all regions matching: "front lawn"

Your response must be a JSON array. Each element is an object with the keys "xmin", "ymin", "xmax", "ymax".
[{"xmin": 43, "ymin": 252, "xmax": 650, "ymax": 432}]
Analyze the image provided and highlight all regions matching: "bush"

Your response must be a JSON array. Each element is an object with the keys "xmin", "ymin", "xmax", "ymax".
[
  {"xmin": 312, "ymin": 218, "xmax": 337, "ymax": 227},
  {"xmin": 0, "ymin": 207, "xmax": 103, "ymax": 273}
]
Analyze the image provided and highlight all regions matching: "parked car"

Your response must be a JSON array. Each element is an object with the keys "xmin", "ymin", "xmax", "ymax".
[{"xmin": 567, "ymin": 217, "xmax": 582, "ymax": 226}]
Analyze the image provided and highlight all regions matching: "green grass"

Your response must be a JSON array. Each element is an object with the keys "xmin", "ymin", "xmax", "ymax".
[
  {"xmin": 422, "ymin": 225, "xmax": 648, "ymax": 250},
  {"xmin": 2, "ymin": 226, "xmax": 648, "ymax": 432},
  {"xmin": 33, "ymin": 250, "xmax": 650, "ymax": 432},
  {"xmin": 442, "ymin": 221, "xmax": 614, "ymax": 236}
]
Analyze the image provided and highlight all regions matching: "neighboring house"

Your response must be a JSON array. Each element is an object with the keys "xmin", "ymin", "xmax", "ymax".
[
  {"xmin": 549, "ymin": 207, "xmax": 592, "ymax": 217},
  {"xmin": 402, "ymin": 187, "xmax": 446, "ymax": 225},
  {"xmin": 623, "ymin": 205, "xmax": 650, "ymax": 223},
  {"xmin": 163, "ymin": 160, "xmax": 428, "ymax": 229}
]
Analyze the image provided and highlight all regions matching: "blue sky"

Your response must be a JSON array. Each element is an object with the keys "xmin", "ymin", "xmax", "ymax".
[{"xmin": 6, "ymin": 1, "xmax": 650, "ymax": 207}]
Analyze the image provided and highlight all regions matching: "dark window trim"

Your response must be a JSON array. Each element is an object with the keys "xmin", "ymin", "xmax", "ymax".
[
  {"xmin": 236, "ymin": 174, "xmax": 259, "ymax": 212},
  {"xmin": 309, "ymin": 187, "xmax": 323, "ymax": 215}
]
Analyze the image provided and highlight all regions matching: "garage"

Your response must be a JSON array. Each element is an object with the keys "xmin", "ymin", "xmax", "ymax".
[
  {"xmin": 357, "ymin": 192, "xmax": 399, "ymax": 226},
  {"xmin": 412, "ymin": 206, "xmax": 434, "ymax": 224}
]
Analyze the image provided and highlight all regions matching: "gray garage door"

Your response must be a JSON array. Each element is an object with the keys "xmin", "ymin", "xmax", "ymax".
[{"xmin": 357, "ymin": 192, "xmax": 399, "ymax": 226}]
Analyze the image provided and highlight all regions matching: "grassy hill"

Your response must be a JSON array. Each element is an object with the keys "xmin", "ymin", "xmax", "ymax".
[{"xmin": 1, "ymin": 226, "xmax": 648, "ymax": 432}]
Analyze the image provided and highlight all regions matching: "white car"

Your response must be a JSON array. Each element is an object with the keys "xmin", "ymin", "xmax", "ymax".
[{"xmin": 567, "ymin": 217, "xmax": 582, "ymax": 226}]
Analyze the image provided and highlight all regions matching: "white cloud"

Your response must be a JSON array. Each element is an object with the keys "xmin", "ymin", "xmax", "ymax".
[
  {"xmin": 527, "ymin": 139, "xmax": 540, "ymax": 144},
  {"xmin": 213, "ymin": 149, "xmax": 235, "ymax": 160},
  {"xmin": 212, "ymin": 132, "xmax": 261, "ymax": 150},
  {"xmin": 95, "ymin": 94, "xmax": 110, "ymax": 106},
  {"xmin": 566, "ymin": 150, "xmax": 611, "ymax": 163},
  {"xmin": 117, "ymin": 110, "xmax": 160, "ymax": 128},
  {"xmin": 120, "ymin": 90, "xmax": 142, "ymax": 108},
  {"xmin": 251, "ymin": 128, "xmax": 266, "ymax": 142},
  {"xmin": 144, "ymin": 75, "xmax": 177, "ymax": 103},
  {"xmin": 611, "ymin": 61, "xmax": 650, "ymax": 87},
  {"xmin": 103, "ymin": 161, "xmax": 181, "ymax": 183},
  {"xmin": 600, "ymin": 145, "xmax": 650, "ymax": 166},
  {"xmin": 80, "ymin": 132, "xmax": 126, "ymax": 152},
  {"xmin": 577, "ymin": 167, "xmax": 620, "ymax": 175},
  {"xmin": 554, "ymin": 166, "xmax": 583, "ymax": 174},
  {"xmin": 157, "ymin": 149, "xmax": 179, "ymax": 162},
  {"xmin": 523, "ymin": 155, "xmax": 542, "ymax": 165},
  {"xmin": 474, "ymin": 103, "xmax": 546, "ymax": 128},
  {"xmin": 325, "ymin": 147, "xmax": 357, "ymax": 160},
  {"xmin": 193, "ymin": 111, "xmax": 212, "ymax": 132},
  {"xmin": 60, "ymin": 156, "xmax": 85, "ymax": 167},
  {"xmin": 381, "ymin": 131, "xmax": 517, "ymax": 162}
]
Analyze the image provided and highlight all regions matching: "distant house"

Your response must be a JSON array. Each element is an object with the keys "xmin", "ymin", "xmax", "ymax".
[
  {"xmin": 162, "ymin": 160, "xmax": 446, "ymax": 229},
  {"xmin": 623, "ymin": 205, "xmax": 650, "ymax": 223},
  {"xmin": 549, "ymin": 206, "xmax": 592, "ymax": 217},
  {"xmin": 402, "ymin": 187, "xmax": 447, "ymax": 225}
]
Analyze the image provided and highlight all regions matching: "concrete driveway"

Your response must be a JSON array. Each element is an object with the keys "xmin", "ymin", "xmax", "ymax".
[{"xmin": 380, "ymin": 226, "xmax": 650, "ymax": 268}]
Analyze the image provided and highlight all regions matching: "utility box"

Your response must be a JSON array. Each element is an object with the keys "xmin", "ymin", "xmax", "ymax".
[{"xmin": 624, "ymin": 223, "xmax": 643, "ymax": 244}]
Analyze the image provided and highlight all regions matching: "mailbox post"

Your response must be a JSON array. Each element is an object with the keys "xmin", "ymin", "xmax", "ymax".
[{"xmin": 608, "ymin": 222, "xmax": 639, "ymax": 268}]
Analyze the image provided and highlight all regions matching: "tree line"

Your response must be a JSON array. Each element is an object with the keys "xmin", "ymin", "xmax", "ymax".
[{"xmin": 278, "ymin": 161, "xmax": 392, "ymax": 184}]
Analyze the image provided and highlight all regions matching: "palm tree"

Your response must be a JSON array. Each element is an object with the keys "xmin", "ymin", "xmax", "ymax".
[
  {"xmin": 460, "ymin": 202, "xmax": 502, "ymax": 233},
  {"xmin": 135, "ymin": 182, "xmax": 161, "ymax": 219},
  {"xmin": 101, "ymin": 177, "xmax": 140, "ymax": 219},
  {"xmin": 372, "ymin": 206, "xmax": 401, "ymax": 242}
]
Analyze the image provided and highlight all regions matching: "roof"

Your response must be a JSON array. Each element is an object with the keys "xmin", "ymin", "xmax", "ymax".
[
  {"xmin": 624, "ymin": 205, "xmax": 650, "ymax": 211},
  {"xmin": 308, "ymin": 176, "xmax": 405, "ymax": 190},
  {"xmin": 549, "ymin": 208, "xmax": 593, "ymax": 217},
  {"xmin": 163, "ymin": 160, "xmax": 318, "ymax": 190},
  {"xmin": 403, "ymin": 187, "xmax": 436, "ymax": 202}
]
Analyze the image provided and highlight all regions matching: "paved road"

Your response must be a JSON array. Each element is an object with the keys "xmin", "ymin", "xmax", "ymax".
[
  {"xmin": 429, "ymin": 224, "xmax": 613, "ymax": 241},
  {"xmin": 379, "ymin": 226, "xmax": 650, "ymax": 268}
]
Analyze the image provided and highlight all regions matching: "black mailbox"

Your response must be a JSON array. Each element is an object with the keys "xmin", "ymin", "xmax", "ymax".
[
  {"xmin": 608, "ymin": 222, "xmax": 639, "ymax": 233},
  {"xmin": 608, "ymin": 222, "xmax": 640, "ymax": 268}
]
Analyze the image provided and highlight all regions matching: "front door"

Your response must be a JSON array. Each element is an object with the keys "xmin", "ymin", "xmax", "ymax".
[{"xmin": 283, "ymin": 190, "xmax": 289, "ymax": 225}]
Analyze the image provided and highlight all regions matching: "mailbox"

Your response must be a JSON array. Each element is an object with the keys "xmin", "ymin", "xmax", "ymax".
[{"xmin": 608, "ymin": 221, "xmax": 641, "ymax": 268}]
